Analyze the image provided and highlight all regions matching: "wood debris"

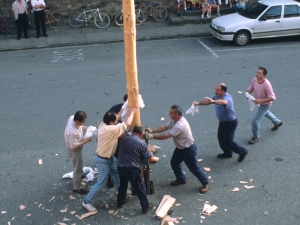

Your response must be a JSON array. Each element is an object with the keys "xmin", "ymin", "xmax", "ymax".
[
  {"xmin": 200, "ymin": 216, "xmax": 205, "ymax": 219},
  {"xmin": 203, "ymin": 167, "xmax": 210, "ymax": 172},
  {"xmin": 244, "ymin": 185, "xmax": 255, "ymax": 189},
  {"xmin": 239, "ymin": 181, "xmax": 248, "ymax": 184},
  {"xmin": 57, "ymin": 223, "xmax": 67, "ymax": 225},
  {"xmin": 20, "ymin": 205, "xmax": 26, "ymax": 210},
  {"xmin": 50, "ymin": 196, "xmax": 55, "ymax": 201},
  {"xmin": 78, "ymin": 211, "xmax": 98, "ymax": 220},
  {"xmin": 174, "ymin": 204, "xmax": 181, "ymax": 206},
  {"xmin": 108, "ymin": 210, "xmax": 114, "ymax": 214},
  {"xmin": 69, "ymin": 195, "xmax": 76, "ymax": 200},
  {"xmin": 249, "ymin": 179, "xmax": 253, "ymax": 182},
  {"xmin": 105, "ymin": 204, "xmax": 109, "ymax": 208},
  {"xmin": 38, "ymin": 204, "xmax": 42, "ymax": 208},
  {"xmin": 239, "ymin": 169, "xmax": 243, "ymax": 172},
  {"xmin": 70, "ymin": 211, "xmax": 76, "ymax": 215},
  {"xmin": 161, "ymin": 117, "xmax": 165, "ymax": 120},
  {"xmin": 60, "ymin": 208, "xmax": 68, "ymax": 213},
  {"xmin": 114, "ymin": 211, "xmax": 118, "ymax": 215},
  {"xmin": 63, "ymin": 217, "xmax": 70, "ymax": 221},
  {"xmin": 231, "ymin": 188, "xmax": 240, "ymax": 192},
  {"xmin": 1, "ymin": 211, "xmax": 6, "ymax": 214},
  {"xmin": 26, "ymin": 214, "xmax": 31, "ymax": 217},
  {"xmin": 38, "ymin": 159, "xmax": 43, "ymax": 165},
  {"xmin": 156, "ymin": 195, "xmax": 176, "ymax": 219},
  {"xmin": 202, "ymin": 203, "xmax": 218, "ymax": 215},
  {"xmin": 197, "ymin": 159, "xmax": 203, "ymax": 162},
  {"xmin": 238, "ymin": 91, "xmax": 243, "ymax": 93}
]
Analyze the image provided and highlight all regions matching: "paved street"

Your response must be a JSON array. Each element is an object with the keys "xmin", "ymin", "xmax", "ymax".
[{"xmin": 1, "ymin": 33, "xmax": 300, "ymax": 225}]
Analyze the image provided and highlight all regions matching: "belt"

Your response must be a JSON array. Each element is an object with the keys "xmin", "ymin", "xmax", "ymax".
[
  {"xmin": 220, "ymin": 119, "xmax": 237, "ymax": 123},
  {"xmin": 97, "ymin": 155, "xmax": 110, "ymax": 159}
]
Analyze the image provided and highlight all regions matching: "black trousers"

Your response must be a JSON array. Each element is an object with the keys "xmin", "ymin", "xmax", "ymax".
[
  {"xmin": 117, "ymin": 166, "xmax": 149, "ymax": 211},
  {"xmin": 17, "ymin": 13, "xmax": 28, "ymax": 37},
  {"xmin": 217, "ymin": 119, "xmax": 247, "ymax": 156},
  {"xmin": 33, "ymin": 10, "xmax": 46, "ymax": 36}
]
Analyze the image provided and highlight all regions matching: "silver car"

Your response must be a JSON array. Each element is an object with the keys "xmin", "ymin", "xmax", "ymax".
[{"xmin": 210, "ymin": 0, "xmax": 300, "ymax": 46}]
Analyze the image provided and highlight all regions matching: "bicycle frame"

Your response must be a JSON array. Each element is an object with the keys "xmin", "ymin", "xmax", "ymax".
[
  {"xmin": 77, "ymin": 8, "xmax": 101, "ymax": 23},
  {"xmin": 45, "ymin": 10, "xmax": 57, "ymax": 25}
]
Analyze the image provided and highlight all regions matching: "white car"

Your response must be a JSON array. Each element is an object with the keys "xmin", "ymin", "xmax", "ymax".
[{"xmin": 210, "ymin": 0, "xmax": 300, "ymax": 46}]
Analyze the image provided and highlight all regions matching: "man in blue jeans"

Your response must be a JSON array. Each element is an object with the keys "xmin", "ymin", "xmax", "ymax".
[
  {"xmin": 81, "ymin": 107, "xmax": 138, "ymax": 212},
  {"xmin": 193, "ymin": 83, "xmax": 248, "ymax": 162},
  {"xmin": 144, "ymin": 105, "xmax": 210, "ymax": 194},
  {"xmin": 246, "ymin": 67, "xmax": 282, "ymax": 144}
]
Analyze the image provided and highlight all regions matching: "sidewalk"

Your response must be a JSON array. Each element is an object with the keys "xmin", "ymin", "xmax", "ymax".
[{"xmin": 0, "ymin": 20, "xmax": 211, "ymax": 52}]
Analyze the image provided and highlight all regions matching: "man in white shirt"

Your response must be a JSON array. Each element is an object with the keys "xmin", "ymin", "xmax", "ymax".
[
  {"xmin": 64, "ymin": 111, "xmax": 93, "ymax": 194},
  {"xmin": 12, "ymin": 0, "xmax": 28, "ymax": 40},
  {"xmin": 31, "ymin": 0, "xmax": 47, "ymax": 38}
]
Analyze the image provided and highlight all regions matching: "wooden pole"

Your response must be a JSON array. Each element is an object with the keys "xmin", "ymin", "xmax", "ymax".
[{"xmin": 123, "ymin": 0, "xmax": 140, "ymax": 130}]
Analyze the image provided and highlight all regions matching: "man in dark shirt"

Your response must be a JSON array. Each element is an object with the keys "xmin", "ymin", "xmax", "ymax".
[
  {"xmin": 110, "ymin": 94, "xmax": 128, "ymax": 114},
  {"xmin": 117, "ymin": 125, "xmax": 155, "ymax": 214}
]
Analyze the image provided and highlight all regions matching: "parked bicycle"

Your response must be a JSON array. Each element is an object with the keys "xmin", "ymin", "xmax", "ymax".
[
  {"xmin": 27, "ymin": 7, "xmax": 64, "ymax": 29},
  {"xmin": 137, "ymin": 1, "xmax": 168, "ymax": 22},
  {"xmin": 114, "ymin": 5, "xmax": 145, "ymax": 27},
  {"xmin": 68, "ymin": 3, "xmax": 110, "ymax": 29}
]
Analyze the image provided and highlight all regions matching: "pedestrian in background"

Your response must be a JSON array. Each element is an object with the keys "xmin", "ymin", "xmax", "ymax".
[
  {"xmin": 193, "ymin": 83, "xmax": 248, "ymax": 162},
  {"xmin": 12, "ymin": 0, "xmax": 28, "ymax": 40},
  {"xmin": 64, "ymin": 111, "xmax": 93, "ymax": 195},
  {"xmin": 144, "ymin": 105, "xmax": 210, "ymax": 194},
  {"xmin": 246, "ymin": 67, "xmax": 283, "ymax": 144},
  {"xmin": 31, "ymin": 0, "xmax": 47, "ymax": 38}
]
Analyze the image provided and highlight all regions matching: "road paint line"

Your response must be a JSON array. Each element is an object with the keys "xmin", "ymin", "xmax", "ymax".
[
  {"xmin": 52, "ymin": 49, "xmax": 84, "ymax": 63},
  {"xmin": 214, "ymin": 44, "xmax": 300, "ymax": 52},
  {"xmin": 196, "ymin": 39, "xmax": 219, "ymax": 58}
]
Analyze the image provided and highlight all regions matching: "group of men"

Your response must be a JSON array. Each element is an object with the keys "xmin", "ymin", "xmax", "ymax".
[
  {"xmin": 12, "ymin": 0, "xmax": 47, "ymax": 40},
  {"xmin": 64, "ymin": 66, "xmax": 282, "ymax": 214}
]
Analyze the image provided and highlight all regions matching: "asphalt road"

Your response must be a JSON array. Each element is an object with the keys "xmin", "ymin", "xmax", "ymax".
[{"xmin": 1, "ymin": 36, "xmax": 300, "ymax": 225}]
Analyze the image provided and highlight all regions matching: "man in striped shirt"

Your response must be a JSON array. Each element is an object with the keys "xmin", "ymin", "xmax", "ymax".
[{"xmin": 144, "ymin": 105, "xmax": 210, "ymax": 194}]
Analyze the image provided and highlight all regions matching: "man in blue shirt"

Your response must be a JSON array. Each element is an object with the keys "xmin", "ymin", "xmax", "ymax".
[
  {"xmin": 193, "ymin": 83, "xmax": 248, "ymax": 162},
  {"xmin": 117, "ymin": 125, "xmax": 155, "ymax": 214}
]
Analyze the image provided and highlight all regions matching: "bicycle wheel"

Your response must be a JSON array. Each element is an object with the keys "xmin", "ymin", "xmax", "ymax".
[
  {"xmin": 48, "ymin": 12, "xmax": 64, "ymax": 28},
  {"xmin": 94, "ymin": 12, "xmax": 110, "ymax": 29},
  {"xmin": 28, "ymin": 17, "xmax": 36, "ymax": 34},
  {"xmin": 153, "ymin": 6, "xmax": 168, "ymax": 21},
  {"xmin": 115, "ymin": 13, "xmax": 123, "ymax": 27},
  {"xmin": 0, "ymin": 18, "xmax": 7, "ymax": 33},
  {"xmin": 5, "ymin": 18, "xmax": 17, "ymax": 34},
  {"xmin": 69, "ymin": 12, "xmax": 84, "ymax": 28},
  {"xmin": 135, "ymin": 9, "xmax": 145, "ymax": 25}
]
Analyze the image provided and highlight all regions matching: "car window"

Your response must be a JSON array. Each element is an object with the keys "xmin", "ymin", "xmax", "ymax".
[
  {"xmin": 262, "ymin": 6, "xmax": 282, "ymax": 20},
  {"xmin": 284, "ymin": 5, "xmax": 300, "ymax": 18},
  {"xmin": 239, "ymin": 2, "xmax": 268, "ymax": 19}
]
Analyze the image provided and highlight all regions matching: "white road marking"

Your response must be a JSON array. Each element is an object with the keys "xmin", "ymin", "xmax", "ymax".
[
  {"xmin": 52, "ymin": 49, "xmax": 84, "ymax": 63},
  {"xmin": 196, "ymin": 39, "xmax": 219, "ymax": 58},
  {"xmin": 213, "ymin": 44, "xmax": 300, "ymax": 52}
]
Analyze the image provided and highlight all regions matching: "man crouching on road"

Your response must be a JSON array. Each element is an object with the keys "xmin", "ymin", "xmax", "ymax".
[
  {"xmin": 144, "ymin": 105, "xmax": 210, "ymax": 194},
  {"xmin": 82, "ymin": 107, "xmax": 138, "ymax": 212},
  {"xmin": 117, "ymin": 125, "xmax": 157, "ymax": 214}
]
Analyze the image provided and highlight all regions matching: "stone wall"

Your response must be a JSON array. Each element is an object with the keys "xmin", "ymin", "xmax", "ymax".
[{"xmin": 0, "ymin": 0, "xmax": 257, "ymax": 18}]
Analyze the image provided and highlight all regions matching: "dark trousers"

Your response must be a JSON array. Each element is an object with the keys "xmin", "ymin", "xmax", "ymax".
[
  {"xmin": 218, "ymin": 119, "xmax": 247, "ymax": 156},
  {"xmin": 33, "ymin": 10, "xmax": 46, "ymax": 36},
  {"xmin": 170, "ymin": 143, "xmax": 209, "ymax": 186},
  {"xmin": 117, "ymin": 167, "xmax": 149, "ymax": 211},
  {"xmin": 17, "ymin": 13, "xmax": 28, "ymax": 38}
]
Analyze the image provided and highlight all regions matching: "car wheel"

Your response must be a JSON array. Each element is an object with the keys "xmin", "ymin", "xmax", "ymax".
[{"xmin": 234, "ymin": 31, "xmax": 250, "ymax": 46}]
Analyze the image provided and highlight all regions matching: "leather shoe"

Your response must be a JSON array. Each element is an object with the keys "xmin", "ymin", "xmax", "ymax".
[
  {"xmin": 36, "ymin": 35, "xmax": 40, "ymax": 38},
  {"xmin": 17, "ymin": 36, "xmax": 21, "ymax": 40},
  {"xmin": 271, "ymin": 122, "xmax": 283, "ymax": 131},
  {"xmin": 142, "ymin": 202, "xmax": 153, "ymax": 214},
  {"xmin": 199, "ymin": 183, "xmax": 210, "ymax": 194},
  {"xmin": 217, "ymin": 153, "xmax": 232, "ymax": 158},
  {"xmin": 43, "ymin": 34, "xmax": 48, "ymax": 37},
  {"xmin": 25, "ymin": 36, "xmax": 29, "ymax": 39},
  {"xmin": 249, "ymin": 137, "xmax": 258, "ymax": 144},
  {"xmin": 73, "ymin": 189, "xmax": 88, "ymax": 194},
  {"xmin": 237, "ymin": 152, "xmax": 248, "ymax": 163},
  {"xmin": 170, "ymin": 179, "xmax": 186, "ymax": 186}
]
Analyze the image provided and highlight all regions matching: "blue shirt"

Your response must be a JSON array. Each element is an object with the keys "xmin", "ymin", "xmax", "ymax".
[
  {"xmin": 212, "ymin": 92, "xmax": 236, "ymax": 122},
  {"xmin": 117, "ymin": 134, "xmax": 152, "ymax": 169}
]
